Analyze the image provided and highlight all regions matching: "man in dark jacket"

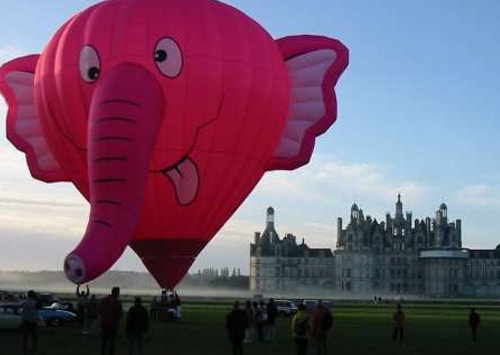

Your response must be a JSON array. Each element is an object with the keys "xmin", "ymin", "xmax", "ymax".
[
  {"xmin": 226, "ymin": 301, "xmax": 249, "ymax": 355},
  {"xmin": 126, "ymin": 297, "xmax": 149, "ymax": 355},
  {"xmin": 99, "ymin": 287, "xmax": 123, "ymax": 355},
  {"xmin": 266, "ymin": 298, "xmax": 278, "ymax": 341}
]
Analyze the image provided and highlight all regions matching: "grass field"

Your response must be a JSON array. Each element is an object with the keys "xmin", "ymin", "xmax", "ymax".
[{"xmin": 1, "ymin": 300, "xmax": 500, "ymax": 355}]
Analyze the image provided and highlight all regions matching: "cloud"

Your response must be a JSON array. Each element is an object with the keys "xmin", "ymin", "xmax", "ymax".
[
  {"xmin": 254, "ymin": 155, "xmax": 432, "ymax": 217},
  {"xmin": 453, "ymin": 184, "xmax": 500, "ymax": 208},
  {"xmin": 0, "ymin": 197, "xmax": 82, "ymax": 208}
]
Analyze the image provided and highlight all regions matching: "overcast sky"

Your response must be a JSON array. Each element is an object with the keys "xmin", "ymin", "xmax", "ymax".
[{"xmin": 1, "ymin": 0, "xmax": 500, "ymax": 280}]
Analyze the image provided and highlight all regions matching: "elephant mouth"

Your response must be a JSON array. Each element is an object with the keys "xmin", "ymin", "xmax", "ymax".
[
  {"xmin": 155, "ymin": 96, "xmax": 224, "ymax": 206},
  {"xmin": 161, "ymin": 157, "xmax": 199, "ymax": 205}
]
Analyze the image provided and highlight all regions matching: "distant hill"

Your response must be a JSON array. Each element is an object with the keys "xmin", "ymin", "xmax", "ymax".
[
  {"xmin": 0, "ymin": 269, "xmax": 249, "ymax": 293},
  {"xmin": 0, "ymin": 270, "xmax": 159, "ymax": 292}
]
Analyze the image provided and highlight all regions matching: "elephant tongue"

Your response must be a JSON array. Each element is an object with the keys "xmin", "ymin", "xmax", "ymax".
[{"xmin": 164, "ymin": 158, "xmax": 198, "ymax": 205}]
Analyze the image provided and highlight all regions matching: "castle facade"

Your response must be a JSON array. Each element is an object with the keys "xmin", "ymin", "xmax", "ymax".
[{"xmin": 249, "ymin": 195, "xmax": 500, "ymax": 297}]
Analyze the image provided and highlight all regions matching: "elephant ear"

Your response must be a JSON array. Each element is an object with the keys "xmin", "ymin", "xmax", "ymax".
[
  {"xmin": 265, "ymin": 35, "xmax": 348, "ymax": 171},
  {"xmin": 0, "ymin": 55, "xmax": 68, "ymax": 182}
]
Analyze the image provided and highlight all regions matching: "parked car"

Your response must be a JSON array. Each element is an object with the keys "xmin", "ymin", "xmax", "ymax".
[
  {"xmin": 274, "ymin": 300, "xmax": 298, "ymax": 317},
  {"xmin": 38, "ymin": 307, "xmax": 76, "ymax": 327},
  {"xmin": 37, "ymin": 293, "xmax": 61, "ymax": 308},
  {"xmin": 0, "ymin": 303, "xmax": 23, "ymax": 330},
  {"xmin": 0, "ymin": 291, "xmax": 20, "ymax": 303}
]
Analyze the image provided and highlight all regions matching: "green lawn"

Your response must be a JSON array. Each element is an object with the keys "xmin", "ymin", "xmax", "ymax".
[{"xmin": 1, "ymin": 301, "xmax": 499, "ymax": 355}]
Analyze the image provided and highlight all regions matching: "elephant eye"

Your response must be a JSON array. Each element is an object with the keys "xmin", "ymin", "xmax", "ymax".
[
  {"xmin": 79, "ymin": 45, "xmax": 101, "ymax": 83},
  {"xmin": 154, "ymin": 38, "xmax": 182, "ymax": 78}
]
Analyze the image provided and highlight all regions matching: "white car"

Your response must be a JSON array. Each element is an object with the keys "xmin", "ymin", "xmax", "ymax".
[{"xmin": 274, "ymin": 300, "xmax": 298, "ymax": 317}]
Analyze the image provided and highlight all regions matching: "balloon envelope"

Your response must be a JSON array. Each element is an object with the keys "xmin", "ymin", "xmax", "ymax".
[{"xmin": 0, "ymin": 0, "xmax": 348, "ymax": 287}]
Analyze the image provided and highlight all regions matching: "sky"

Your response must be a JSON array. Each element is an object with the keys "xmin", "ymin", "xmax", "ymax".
[{"xmin": 1, "ymin": 0, "xmax": 499, "ymax": 279}]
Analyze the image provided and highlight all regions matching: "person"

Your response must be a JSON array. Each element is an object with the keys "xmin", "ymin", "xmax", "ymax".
[
  {"xmin": 172, "ymin": 290, "xmax": 181, "ymax": 320},
  {"xmin": 311, "ymin": 300, "xmax": 332, "ymax": 355},
  {"xmin": 126, "ymin": 297, "xmax": 149, "ymax": 355},
  {"xmin": 87, "ymin": 294, "xmax": 98, "ymax": 333},
  {"xmin": 468, "ymin": 308, "xmax": 480, "ymax": 341},
  {"xmin": 292, "ymin": 303, "xmax": 310, "ymax": 355},
  {"xmin": 76, "ymin": 285, "xmax": 90, "ymax": 334},
  {"xmin": 255, "ymin": 300, "xmax": 267, "ymax": 342},
  {"xmin": 21, "ymin": 290, "xmax": 39, "ymax": 355},
  {"xmin": 266, "ymin": 298, "xmax": 278, "ymax": 341},
  {"xmin": 149, "ymin": 297, "xmax": 158, "ymax": 322},
  {"xmin": 225, "ymin": 301, "xmax": 249, "ymax": 355},
  {"xmin": 243, "ymin": 300, "xmax": 255, "ymax": 344},
  {"xmin": 99, "ymin": 287, "xmax": 123, "ymax": 355},
  {"xmin": 391, "ymin": 303, "xmax": 405, "ymax": 343}
]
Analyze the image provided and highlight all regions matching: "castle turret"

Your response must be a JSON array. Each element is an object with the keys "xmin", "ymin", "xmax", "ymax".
[
  {"xmin": 436, "ymin": 209, "xmax": 443, "ymax": 226},
  {"xmin": 254, "ymin": 232, "xmax": 261, "ymax": 245},
  {"xmin": 439, "ymin": 202, "xmax": 448, "ymax": 223},
  {"xmin": 263, "ymin": 206, "xmax": 279, "ymax": 244},
  {"xmin": 337, "ymin": 217, "xmax": 343, "ymax": 247},
  {"xmin": 395, "ymin": 193, "xmax": 403, "ymax": 219},
  {"xmin": 351, "ymin": 203, "xmax": 359, "ymax": 223},
  {"xmin": 406, "ymin": 212, "xmax": 412, "ymax": 227},
  {"xmin": 385, "ymin": 213, "xmax": 391, "ymax": 233}
]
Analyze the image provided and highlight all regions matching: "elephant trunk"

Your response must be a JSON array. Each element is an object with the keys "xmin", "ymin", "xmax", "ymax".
[{"xmin": 64, "ymin": 63, "xmax": 164, "ymax": 284}]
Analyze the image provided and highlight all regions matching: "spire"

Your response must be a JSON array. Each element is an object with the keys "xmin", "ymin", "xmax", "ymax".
[{"xmin": 395, "ymin": 193, "xmax": 403, "ymax": 218}]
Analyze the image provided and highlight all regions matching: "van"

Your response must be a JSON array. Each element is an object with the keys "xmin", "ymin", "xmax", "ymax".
[{"xmin": 274, "ymin": 300, "xmax": 298, "ymax": 317}]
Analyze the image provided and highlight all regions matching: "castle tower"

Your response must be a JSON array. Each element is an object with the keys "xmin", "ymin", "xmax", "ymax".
[
  {"xmin": 439, "ymin": 202, "xmax": 448, "ymax": 223},
  {"xmin": 394, "ymin": 194, "xmax": 405, "ymax": 236},
  {"xmin": 263, "ymin": 206, "xmax": 279, "ymax": 244},
  {"xmin": 337, "ymin": 217, "xmax": 343, "ymax": 248},
  {"xmin": 351, "ymin": 203, "xmax": 359, "ymax": 222},
  {"xmin": 395, "ymin": 193, "xmax": 403, "ymax": 219}
]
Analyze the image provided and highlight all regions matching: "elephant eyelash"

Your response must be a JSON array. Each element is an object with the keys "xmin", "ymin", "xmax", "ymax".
[
  {"xmin": 100, "ymin": 99, "xmax": 141, "ymax": 107},
  {"xmin": 92, "ymin": 220, "xmax": 112, "ymax": 228},
  {"xmin": 96, "ymin": 200, "xmax": 122, "ymax": 206},
  {"xmin": 94, "ymin": 136, "xmax": 133, "ymax": 142},
  {"xmin": 93, "ymin": 117, "xmax": 137, "ymax": 124},
  {"xmin": 93, "ymin": 157, "xmax": 128, "ymax": 162},
  {"xmin": 93, "ymin": 178, "xmax": 127, "ymax": 183}
]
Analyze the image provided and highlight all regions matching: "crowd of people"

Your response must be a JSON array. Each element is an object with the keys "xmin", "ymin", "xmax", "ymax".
[
  {"xmin": 225, "ymin": 300, "xmax": 484, "ymax": 355},
  {"xmin": 148, "ymin": 289, "xmax": 181, "ymax": 322},
  {"xmin": 225, "ymin": 298, "xmax": 333, "ymax": 355},
  {"xmin": 225, "ymin": 298, "xmax": 280, "ymax": 355},
  {"xmin": 15, "ymin": 288, "xmax": 484, "ymax": 355},
  {"xmin": 19, "ymin": 286, "xmax": 152, "ymax": 355}
]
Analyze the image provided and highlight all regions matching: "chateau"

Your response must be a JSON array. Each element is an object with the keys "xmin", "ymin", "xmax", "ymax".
[{"xmin": 249, "ymin": 195, "xmax": 500, "ymax": 297}]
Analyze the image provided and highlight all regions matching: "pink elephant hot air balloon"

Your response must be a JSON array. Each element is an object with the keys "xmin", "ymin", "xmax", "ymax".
[{"xmin": 0, "ymin": 0, "xmax": 348, "ymax": 288}]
